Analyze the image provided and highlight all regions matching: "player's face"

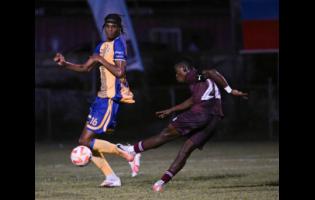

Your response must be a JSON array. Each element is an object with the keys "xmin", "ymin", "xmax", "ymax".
[
  {"xmin": 104, "ymin": 23, "xmax": 120, "ymax": 40},
  {"xmin": 175, "ymin": 66, "xmax": 187, "ymax": 83}
]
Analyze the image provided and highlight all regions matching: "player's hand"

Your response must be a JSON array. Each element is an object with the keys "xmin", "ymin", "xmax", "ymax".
[
  {"xmin": 156, "ymin": 109, "xmax": 172, "ymax": 119},
  {"xmin": 53, "ymin": 53, "xmax": 66, "ymax": 66},
  {"xmin": 231, "ymin": 89, "xmax": 248, "ymax": 99}
]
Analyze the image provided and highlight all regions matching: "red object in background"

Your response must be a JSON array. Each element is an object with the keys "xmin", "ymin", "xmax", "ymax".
[{"xmin": 242, "ymin": 20, "xmax": 278, "ymax": 50}]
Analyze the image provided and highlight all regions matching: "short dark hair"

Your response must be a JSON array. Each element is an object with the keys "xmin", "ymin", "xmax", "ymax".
[
  {"xmin": 102, "ymin": 13, "xmax": 124, "ymax": 33},
  {"xmin": 174, "ymin": 59, "xmax": 195, "ymax": 72}
]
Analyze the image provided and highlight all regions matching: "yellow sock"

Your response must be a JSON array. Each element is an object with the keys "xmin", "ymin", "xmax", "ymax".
[
  {"xmin": 92, "ymin": 139, "xmax": 129, "ymax": 160},
  {"xmin": 91, "ymin": 151, "xmax": 114, "ymax": 176}
]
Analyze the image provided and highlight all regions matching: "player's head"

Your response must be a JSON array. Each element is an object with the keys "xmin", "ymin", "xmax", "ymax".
[
  {"xmin": 103, "ymin": 13, "xmax": 124, "ymax": 40},
  {"xmin": 174, "ymin": 60, "xmax": 194, "ymax": 83}
]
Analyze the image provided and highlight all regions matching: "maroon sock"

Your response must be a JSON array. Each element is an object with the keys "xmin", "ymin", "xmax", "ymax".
[
  {"xmin": 133, "ymin": 141, "xmax": 144, "ymax": 153},
  {"xmin": 161, "ymin": 170, "xmax": 174, "ymax": 184}
]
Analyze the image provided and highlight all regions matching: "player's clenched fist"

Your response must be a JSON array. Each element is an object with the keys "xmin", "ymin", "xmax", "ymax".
[{"xmin": 53, "ymin": 53, "xmax": 66, "ymax": 66}]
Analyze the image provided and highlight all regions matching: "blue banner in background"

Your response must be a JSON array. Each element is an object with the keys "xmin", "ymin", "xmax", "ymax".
[
  {"xmin": 87, "ymin": 0, "xmax": 144, "ymax": 71},
  {"xmin": 240, "ymin": 0, "xmax": 279, "ymax": 20}
]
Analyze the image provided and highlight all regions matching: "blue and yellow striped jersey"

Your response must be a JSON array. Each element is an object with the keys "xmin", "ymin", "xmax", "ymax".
[{"xmin": 94, "ymin": 36, "xmax": 135, "ymax": 104}]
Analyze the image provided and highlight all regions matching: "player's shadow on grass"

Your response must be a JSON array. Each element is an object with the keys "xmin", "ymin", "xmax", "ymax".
[
  {"xmin": 207, "ymin": 180, "xmax": 279, "ymax": 191},
  {"xmin": 134, "ymin": 173, "xmax": 246, "ymax": 184},
  {"xmin": 213, "ymin": 180, "xmax": 278, "ymax": 188},
  {"xmin": 178, "ymin": 174, "xmax": 278, "ymax": 189},
  {"xmin": 181, "ymin": 173, "xmax": 246, "ymax": 182},
  {"xmin": 132, "ymin": 174, "xmax": 278, "ymax": 189}
]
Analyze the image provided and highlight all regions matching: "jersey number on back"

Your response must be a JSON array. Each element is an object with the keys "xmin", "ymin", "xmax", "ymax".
[{"xmin": 201, "ymin": 79, "xmax": 214, "ymax": 100}]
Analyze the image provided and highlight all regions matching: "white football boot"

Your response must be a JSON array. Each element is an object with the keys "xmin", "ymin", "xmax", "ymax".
[
  {"xmin": 117, "ymin": 143, "xmax": 141, "ymax": 177},
  {"xmin": 129, "ymin": 153, "xmax": 141, "ymax": 177},
  {"xmin": 116, "ymin": 144, "xmax": 136, "ymax": 155},
  {"xmin": 99, "ymin": 176, "xmax": 121, "ymax": 187},
  {"xmin": 116, "ymin": 144, "xmax": 135, "ymax": 162},
  {"xmin": 152, "ymin": 180, "xmax": 165, "ymax": 192}
]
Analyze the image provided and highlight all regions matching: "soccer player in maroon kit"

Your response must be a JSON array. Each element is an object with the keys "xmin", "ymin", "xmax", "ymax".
[{"xmin": 118, "ymin": 60, "xmax": 248, "ymax": 191}]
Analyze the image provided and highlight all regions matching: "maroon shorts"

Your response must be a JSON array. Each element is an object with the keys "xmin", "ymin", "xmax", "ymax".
[{"xmin": 170, "ymin": 109, "xmax": 221, "ymax": 149}]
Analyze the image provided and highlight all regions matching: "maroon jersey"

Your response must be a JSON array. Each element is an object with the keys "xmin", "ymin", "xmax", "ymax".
[
  {"xmin": 185, "ymin": 69, "xmax": 224, "ymax": 117},
  {"xmin": 170, "ymin": 69, "xmax": 224, "ymax": 147}
]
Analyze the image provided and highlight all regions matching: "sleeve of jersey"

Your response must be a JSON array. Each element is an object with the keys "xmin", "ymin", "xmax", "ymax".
[
  {"xmin": 113, "ymin": 39, "xmax": 127, "ymax": 61},
  {"xmin": 93, "ymin": 41, "xmax": 103, "ymax": 55},
  {"xmin": 185, "ymin": 70, "xmax": 198, "ymax": 84}
]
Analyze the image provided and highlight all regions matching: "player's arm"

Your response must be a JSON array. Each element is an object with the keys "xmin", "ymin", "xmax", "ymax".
[
  {"xmin": 202, "ymin": 69, "xmax": 248, "ymax": 98},
  {"xmin": 156, "ymin": 97, "xmax": 193, "ymax": 119},
  {"xmin": 90, "ymin": 55, "xmax": 126, "ymax": 78},
  {"xmin": 53, "ymin": 53, "xmax": 98, "ymax": 73}
]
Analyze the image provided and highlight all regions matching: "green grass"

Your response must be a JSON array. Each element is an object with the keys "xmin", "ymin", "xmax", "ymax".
[{"xmin": 35, "ymin": 141, "xmax": 278, "ymax": 200}]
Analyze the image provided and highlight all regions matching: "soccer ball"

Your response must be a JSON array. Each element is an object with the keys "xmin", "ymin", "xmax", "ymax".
[{"xmin": 70, "ymin": 145, "xmax": 92, "ymax": 167}]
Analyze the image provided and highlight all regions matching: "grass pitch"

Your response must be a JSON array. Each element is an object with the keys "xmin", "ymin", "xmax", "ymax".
[{"xmin": 35, "ymin": 140, "xmax": 278, "ymax": 200}]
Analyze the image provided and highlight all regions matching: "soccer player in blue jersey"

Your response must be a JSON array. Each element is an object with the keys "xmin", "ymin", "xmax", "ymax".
[
  {"xmin": 118, "ymin": 60, "xmax": 247, "ymax": 191},
  {"xmin": 53, "ymin": 14, "xmax": 141, "ymax": 187}
]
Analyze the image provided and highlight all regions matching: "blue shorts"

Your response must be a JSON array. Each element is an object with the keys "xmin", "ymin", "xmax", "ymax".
[{"xmin": 86, "ymin": 97, "xmax": 119, "ymax": 134}]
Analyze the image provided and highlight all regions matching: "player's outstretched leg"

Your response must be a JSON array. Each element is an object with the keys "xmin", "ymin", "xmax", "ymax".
[
  {"xmin": 117, "ymin": 124, "xmax": 180, "ymax": 154},
  {"xmin": 117, "ymin": 125, "xmax": 179, "ymax": 177},
  {"xmin": 79, "ymin": 126, "xmax": 134, "ymax": 162},
  {"xmin": 152, "ymin": 139, "xmax": 197, "ymax": 192}
]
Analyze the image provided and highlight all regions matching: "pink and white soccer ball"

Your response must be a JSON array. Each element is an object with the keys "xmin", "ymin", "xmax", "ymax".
[{"xmin": 70, "ymin": 145, "xmax": 92, "ymax": 166}]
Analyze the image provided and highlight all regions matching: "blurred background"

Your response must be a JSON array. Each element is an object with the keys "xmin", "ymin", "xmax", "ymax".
[{"xmin": 35, "ymin": 0, "xmax": 279, "ymax": 142}]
